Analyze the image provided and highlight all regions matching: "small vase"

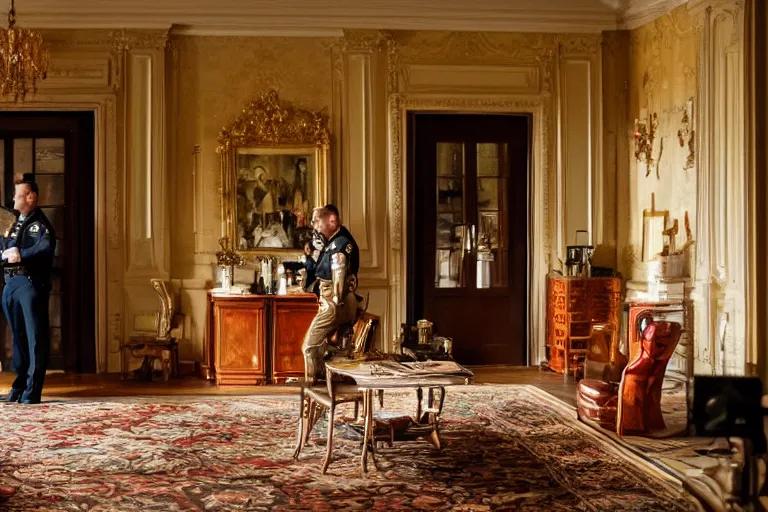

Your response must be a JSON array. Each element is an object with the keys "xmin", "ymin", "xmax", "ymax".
[{"xmin": 221, "ymin": 265, "xmax": 232, "ymax": 291}]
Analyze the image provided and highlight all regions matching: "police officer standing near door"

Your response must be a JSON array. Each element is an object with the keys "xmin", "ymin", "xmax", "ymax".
[{"xmin": 1, "ymin": 175, "xmax": 56, "ymax": 404}]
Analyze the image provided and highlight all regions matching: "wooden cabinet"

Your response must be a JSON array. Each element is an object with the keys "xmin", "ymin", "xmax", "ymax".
[
  {"xmin": 213, "ymin": 296, "xmax": 268, "ymax": 385},
  {"xmin": 271, "ymin": 297, "xmax": 319, "ymax": 383},
  {"xmin": 546, "ymin": 275, "xmax": 621, "ymax": 376},
  {"xmin": 205, "ymin": 293, "xmax": 317, "ymax": 385}
]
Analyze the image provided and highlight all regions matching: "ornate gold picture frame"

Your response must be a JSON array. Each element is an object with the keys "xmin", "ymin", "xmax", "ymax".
[{"xmin": 217, "ymin": 90, "xmax": 330, "ymax": 256}]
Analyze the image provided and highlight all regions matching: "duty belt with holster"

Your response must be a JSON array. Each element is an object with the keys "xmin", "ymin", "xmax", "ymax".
[{"xmin": 3, "ymin": 266, "xmax": 27, "ymax": 277}]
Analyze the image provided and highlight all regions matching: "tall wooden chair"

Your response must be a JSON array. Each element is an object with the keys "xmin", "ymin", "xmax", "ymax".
[
  {"xmin": 293, "ymin": 313, "xmax": 381, "ymax": 474},
  {"xmin": 120, "ymin": 279, "xmax": 182, "ymax": 382}
]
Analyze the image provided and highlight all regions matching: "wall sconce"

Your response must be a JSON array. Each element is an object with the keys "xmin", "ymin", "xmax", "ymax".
[
  {"xmin": 633, "ymin": 112, "xmax": 658, "ymax": 178},
  {"xmin": 677, "ymin": 97, "xmax": 695, "ymax": 170}
]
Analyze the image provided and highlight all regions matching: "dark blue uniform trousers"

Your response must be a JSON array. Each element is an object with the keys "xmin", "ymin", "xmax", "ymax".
[{"xmin": 2, "ymin": 276, "xmax": 49, "ymax": 400}]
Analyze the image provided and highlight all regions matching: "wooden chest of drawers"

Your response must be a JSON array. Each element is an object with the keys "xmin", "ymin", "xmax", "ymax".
[
  {"xmin": 546, "ymin": 275, "xmax": 621, "ymax": 376},
  {"xmin": 204, "ymin": 293, "xmax": 318, "ymax": 385}
]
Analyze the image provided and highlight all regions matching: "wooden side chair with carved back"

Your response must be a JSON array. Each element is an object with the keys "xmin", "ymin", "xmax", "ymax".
[
  {"xmin": 120, "ymin": 279, "xmax": 183, "ymax": 382},
  {"xmin": 293, "ymin": 312, "xmax": 383, "ymax": 474}
]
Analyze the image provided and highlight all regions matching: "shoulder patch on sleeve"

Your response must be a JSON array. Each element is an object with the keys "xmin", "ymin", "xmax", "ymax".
[{"xmin": 345, "ymin": 243, "xmax": 353, "ymax": 254}]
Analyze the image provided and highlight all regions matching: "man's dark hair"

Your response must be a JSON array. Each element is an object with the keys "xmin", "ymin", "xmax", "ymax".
[
  {"xmin": 15, "ymin": 174, "xmax": 38, "ymax": 195},
  {"xmin": 323, "ymin": 204, "xmax": 340, "ymax": 219}
]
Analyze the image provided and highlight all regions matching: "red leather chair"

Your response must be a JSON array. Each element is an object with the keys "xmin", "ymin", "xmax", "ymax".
[{"xmin": 577, "ymin": 314, "xmax": 682, "ymax": 436}]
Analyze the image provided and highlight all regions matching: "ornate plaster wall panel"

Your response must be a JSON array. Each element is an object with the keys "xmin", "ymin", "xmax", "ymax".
[
  {"xmin": 627, "ymin": 6, "xmax": 698, "ymax": 273},
  {"xmin": 627, "ymin": 6, "xmax": 699, "ymax": 368},
  {"xmin": 688, "ymin": 0, "xmax": 747, "ymax": 376},
  {"xmin": 402, "ymin": 64, "xmax": 540, "ymax": 95},
  {"xmin": 626, "ymin": 2, "xmax": 749, "ymax": 377},
  {"xmin": 36, "ymin": 54, "xmax": 114, "ymax": 91}
]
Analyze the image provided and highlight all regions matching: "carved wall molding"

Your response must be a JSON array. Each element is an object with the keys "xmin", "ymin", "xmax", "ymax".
[
  {"xmin": 391, "ymin": 31, "xmax": 560, "ymax": 65},
  {"xmin": 536, "ymin": 48, "xmax": 556, "ymax": 94},
  {"xmin": 331, "ymin": 29, "xmax": 388, "ymax": 54},
  {"xmin": 106, "ymin": 98, "xmax": 120, "ymax": 250},
  {"xmin": 110, "ymin": 29, "xmax": 170, "ymax": 52},
  {"xmin": 559, "ymin": 35, "xmax": 602, "ymax": 56}
]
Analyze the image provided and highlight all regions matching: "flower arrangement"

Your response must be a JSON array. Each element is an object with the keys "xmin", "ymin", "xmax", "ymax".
[{"xmin": 216, "ymin": 238, "xmax": 244, "ymax": 267}]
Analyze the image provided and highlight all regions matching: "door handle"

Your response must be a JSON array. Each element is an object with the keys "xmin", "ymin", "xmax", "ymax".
[
  {"xmin": 460, "ymin": 224, "xmax": 474, "ymax": 254},
  {"xmin": 469, "ymin": 224, "xmax": 477, "ymax": 253}
]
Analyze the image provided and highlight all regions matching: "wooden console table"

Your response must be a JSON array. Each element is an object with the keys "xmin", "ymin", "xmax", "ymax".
[{"xmin": 202, "ymin": 292, "xmax": 318, "ymax": 385}]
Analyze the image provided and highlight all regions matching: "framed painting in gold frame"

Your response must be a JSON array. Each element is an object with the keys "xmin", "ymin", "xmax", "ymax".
[{"xmin": 217, "ymin": 90, "xmax": 330, "ymax": 256}]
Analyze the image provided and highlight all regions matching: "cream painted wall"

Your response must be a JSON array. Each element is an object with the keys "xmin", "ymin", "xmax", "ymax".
[
  {"xmin": 167, "ymin": 29, "xmax": 604, "ymax": 367},
  {"xmin": 623, "ymin": 1, "xmax": 751, "ymax": 376},
  {"xmin": 0, "ymin": 26, "xmax": 603, "ymax": 373},
  {"xmin": 625, "ymin": 6, "xmax": 697, "ymax": 279}
]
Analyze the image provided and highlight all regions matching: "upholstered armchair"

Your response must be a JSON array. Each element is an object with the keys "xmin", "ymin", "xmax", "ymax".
[
  {"xmin": 616, "ymin": 318, "xmax": 682, "ymax": 435},
  {"xmin": 577, "ymin": 314, "xmax": 682, "ymax": 436}
]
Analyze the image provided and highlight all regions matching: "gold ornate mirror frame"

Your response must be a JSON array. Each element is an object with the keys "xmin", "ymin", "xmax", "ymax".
[{"xmin": 217, "ymin": 89, "xmax": 330, "ymax": 257}]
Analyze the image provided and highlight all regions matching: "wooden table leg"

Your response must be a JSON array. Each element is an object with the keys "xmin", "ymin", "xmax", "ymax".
[
  {"xmin": 424, "ymin": 387, "xmax": 446, "ymax": 450},
  {"xmin": 361, "ymin": 389, "xmax": 372, "ymax": 474}
]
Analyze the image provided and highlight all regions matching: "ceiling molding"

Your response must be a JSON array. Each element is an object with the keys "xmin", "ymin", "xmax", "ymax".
[
  {"xmin": 4, "ymin": 0, "xmax": 688, "ymax": 35},
  {"xmin": 169, "ymin": 26, "xmax": 345, "ymax": 38},
  {"xmin": 8, "ymin": 0, "xmax": 622, "ymax": 34},
  {"xmin": 15, "ymin": 13, "xmax": 619, "ymax": 35},
  {"xmin": 617, "ymin": 0, "xmax": 688, "ymax": 30}
]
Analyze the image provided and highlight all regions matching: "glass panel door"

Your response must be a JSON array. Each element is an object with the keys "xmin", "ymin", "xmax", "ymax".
[
  {"xmin": 411, "ymin": 113, "xmax": 529, "ymax": 365},
  {"xmin": 475, "ymin": 142, "xmax": 509, "ymax": 289},
  {"xmin": 435, "ymin": 142, "xmax": 466, "ymax": 288}
]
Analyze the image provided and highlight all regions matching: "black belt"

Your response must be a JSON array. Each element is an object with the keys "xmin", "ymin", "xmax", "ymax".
[{"xmin": 4, "ymin": 267, "xmax": 27, "ymax": 277}]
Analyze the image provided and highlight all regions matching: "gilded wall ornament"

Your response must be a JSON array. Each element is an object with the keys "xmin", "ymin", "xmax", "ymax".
[
  {"xmin": 217, "ymin": 89, "xmax": 330, "ymax": 152},
  {"xmin": 678, "ymin": 97, "xmax": 695, "ymax": 170},
  {"xmin": 633, "ymin": 112, "xmax": 659, "ymax": 178}
]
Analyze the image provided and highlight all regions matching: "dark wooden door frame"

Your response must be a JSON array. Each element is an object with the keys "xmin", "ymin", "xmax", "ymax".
[
  {"xmin": 0, "ymin": 111, "xmax": 96, "ymax": 373},
  {"xmin": 406, "ymin": 111, "xmax": 533, "ymax": 365}
]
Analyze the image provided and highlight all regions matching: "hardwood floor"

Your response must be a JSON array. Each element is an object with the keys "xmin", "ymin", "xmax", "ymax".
[{"xmin": 0, "ymin": 366, "xmax": 577, "ymax": 403}]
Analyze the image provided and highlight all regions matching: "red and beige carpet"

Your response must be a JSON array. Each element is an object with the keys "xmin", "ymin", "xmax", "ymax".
[{"xmin": 0, "ymin": 385, "xmax": 701, "ymax": 511}]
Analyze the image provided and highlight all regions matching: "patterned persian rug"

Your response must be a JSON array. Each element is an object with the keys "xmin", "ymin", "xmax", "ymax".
[{"xmin": 0, "ymin": 385, "xmax": 701, "ymax": 511}]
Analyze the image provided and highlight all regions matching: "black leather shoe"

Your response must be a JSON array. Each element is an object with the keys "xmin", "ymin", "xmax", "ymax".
[
  {"xmin": 20, "ymin": 390, "xmax": 40, "ymax": 404},
  {"xmin": 6, "ymin": 388, "xmax": 23, "ymax": 403}
]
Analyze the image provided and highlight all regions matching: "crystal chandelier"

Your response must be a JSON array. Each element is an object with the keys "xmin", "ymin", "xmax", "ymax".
[{"xmin": 0, "ymin": 0, "xmax": 48, "ymax": 101}]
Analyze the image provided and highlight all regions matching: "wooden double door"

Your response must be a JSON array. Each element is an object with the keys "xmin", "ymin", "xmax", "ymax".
[
  {"xmin": 0, "ymin": 112, "xmax": 95, "ymax": 373},
  {"xmin": 408, "ymin": 113, "xmax": 530, "ymax": 366}
]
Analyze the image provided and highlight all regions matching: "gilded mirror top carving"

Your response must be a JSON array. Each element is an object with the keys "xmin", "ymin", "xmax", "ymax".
[{"xmin": 217, "ymin": 89, "xmax": 330, "ymax": 152}]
